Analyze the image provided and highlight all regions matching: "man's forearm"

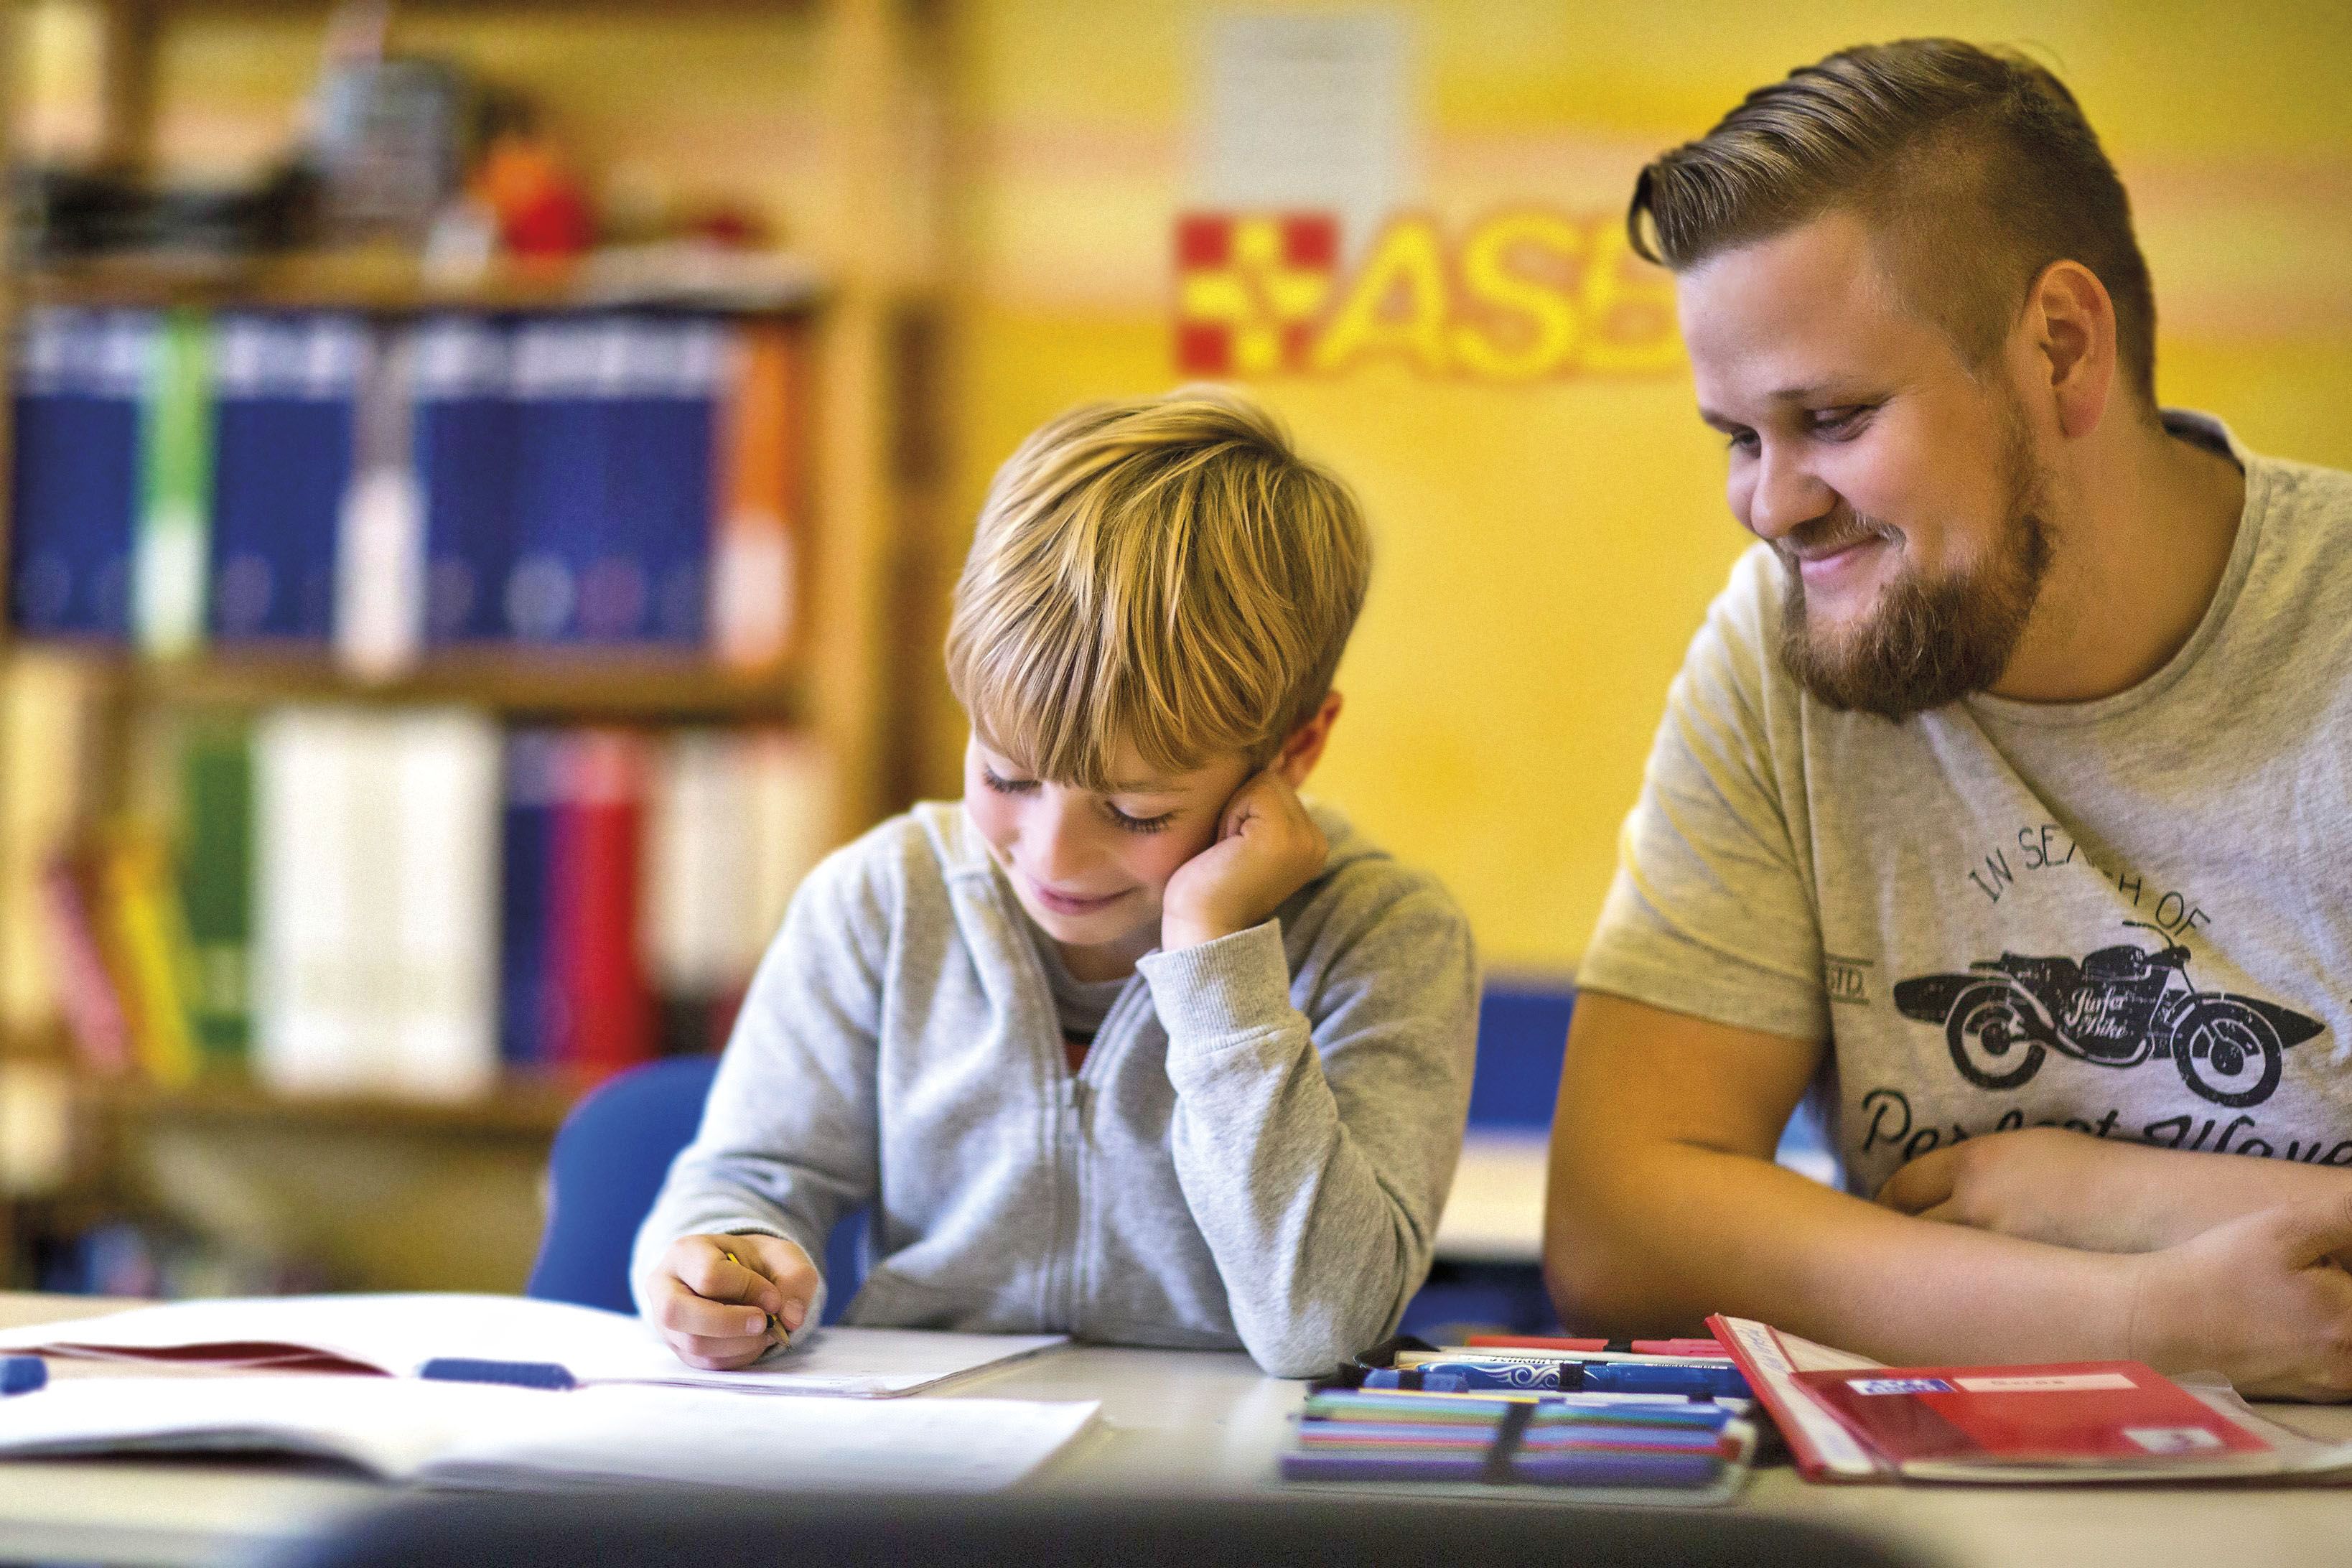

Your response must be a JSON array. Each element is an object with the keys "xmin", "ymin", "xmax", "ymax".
[
  {"xmin": 1880, "ymin": 1129, "xmax": 2352, "ymax": 1253},
  {"xmin": 1548, "ymin": 1139, "xmax": 2141, "ymax": 1366},
  {"xmin": 2102, "ymin": 1145, "xmax": 2352, "ymax": 1249}
]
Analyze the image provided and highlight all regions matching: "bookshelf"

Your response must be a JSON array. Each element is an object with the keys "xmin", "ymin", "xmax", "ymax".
[
  {"xmin": 133, "ymin": 648, "xmax": 806, "ymax": 721},
  {"xmin": 0, "ymin": 0, "xmax": 950, "ymax": 1289},
  {"xmin": 18, "ymin": 253, "xmax": 826, "ymax": 314}
]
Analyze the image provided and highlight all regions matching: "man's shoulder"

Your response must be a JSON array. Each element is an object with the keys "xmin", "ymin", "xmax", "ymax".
[
  {"xmin": 1679, "ymin": 541, "xmax": 1798, "ymax": 694},
  {"xmin": 1653, "ymin": 540, "xmax": 1823, "ymax": 773},
  {"xmin": 2248, "ymin": 447, "xmax": 2352, "ymax": 562},
  {"xmin": 2197, "ymin": 424, "xmax": 2352, "ymax": 673}
]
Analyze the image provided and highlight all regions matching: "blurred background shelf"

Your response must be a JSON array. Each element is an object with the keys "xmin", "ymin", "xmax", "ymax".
[
  {"xmin": 19, "ymin": 248, "xmax": 831, "ymax": 315},
  {"xmin": 90, "ymin": 1073, "xmax": 582, "ymax": 1138},
  {"xmin": 0, "ymin": 0, "xmax": 946, "ymax": 1297},
  {"xmin": 121, "ymin": 648, "xmax": 806, "ymax": 721}
]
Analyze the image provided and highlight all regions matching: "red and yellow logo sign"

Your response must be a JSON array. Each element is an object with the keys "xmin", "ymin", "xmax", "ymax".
[
  {"xmin": 1173, "ymin": 209, "xmax": 1681, "ymax": 381},
  {"xmin": 1173, "ymin": 213, "xmax": 1343, "ymax": 376}
]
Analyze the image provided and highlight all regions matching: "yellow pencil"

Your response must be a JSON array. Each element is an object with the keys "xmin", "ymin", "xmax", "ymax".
[{"xmin": 722, "ymin": 1249, "xmax": 788, "ymax": 1346}]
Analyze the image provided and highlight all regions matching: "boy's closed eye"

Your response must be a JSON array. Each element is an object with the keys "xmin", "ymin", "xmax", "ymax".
[{"xmin": 978, "ymin": 762, "xmax": 1183, "ymax": 835}]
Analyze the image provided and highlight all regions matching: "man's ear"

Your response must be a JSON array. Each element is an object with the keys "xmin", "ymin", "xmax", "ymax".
[
  {"xmin": 2026, "ymin": 259, "xmax": 2117, "ymax": 441},
  {"xmin": 1272, "ymin": 691, "xmax": 1344, "ymax": 788}
]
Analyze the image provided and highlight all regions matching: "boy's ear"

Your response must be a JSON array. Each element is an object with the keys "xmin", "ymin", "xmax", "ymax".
[{"xmin": 1273, "ymin": 692, "xmax": 1344, "ymax": 788}]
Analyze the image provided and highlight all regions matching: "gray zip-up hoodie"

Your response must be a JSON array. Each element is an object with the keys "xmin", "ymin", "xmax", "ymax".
[{"xmin": 631, "ymin": 798, "xmax": 1478, "ymax": 1378}]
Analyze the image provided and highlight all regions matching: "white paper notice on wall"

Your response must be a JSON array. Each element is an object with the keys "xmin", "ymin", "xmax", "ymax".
[{"xmin": 1195, "ymin": 9, "xmax": 1418, "ymax": 258}]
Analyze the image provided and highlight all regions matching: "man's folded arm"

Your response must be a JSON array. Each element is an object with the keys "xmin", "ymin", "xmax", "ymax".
[
  {"xmin": 1544, "ymin": 989, "xmax": 2128, "ymax": 1361},
  {"xmin": 1878, "ymin": 1122, "xmax": 2352, "ymax": 1254}
]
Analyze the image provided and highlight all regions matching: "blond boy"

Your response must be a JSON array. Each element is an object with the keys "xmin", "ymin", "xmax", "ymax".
[{"xmin": 633, "ymin": 390, "xmax": 1478, "ymax": 1377}]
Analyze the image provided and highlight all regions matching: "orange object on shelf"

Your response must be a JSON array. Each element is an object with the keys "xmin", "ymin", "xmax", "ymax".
[{"xmin": 473, "ymin": 131, "xmax": 596, "ymax": 259}]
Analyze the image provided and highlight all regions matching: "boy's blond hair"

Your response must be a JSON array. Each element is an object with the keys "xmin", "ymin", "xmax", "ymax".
[{"xmin": 946, "ymin": 388, "xmax": 1371, "ymax": 792}]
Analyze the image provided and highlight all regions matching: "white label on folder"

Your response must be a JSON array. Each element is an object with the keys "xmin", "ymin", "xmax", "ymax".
[
  {"xmin": 1851, "ymin": 1378, "xmax": 1954, "ymax": 1396},
  {"xmin": 1952, "ymin": 1372, "xmax": 2137, "ymax": 1393},
  {"xmin": 2124, "ymin": 1427, "xmax": 2225, "ymax": 1454}
]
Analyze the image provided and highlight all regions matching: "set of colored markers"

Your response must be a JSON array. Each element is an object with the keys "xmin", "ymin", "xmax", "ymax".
[{"xmin": 1282, "ymin": 1337, "xmax": 1759, "ymax": 1501}]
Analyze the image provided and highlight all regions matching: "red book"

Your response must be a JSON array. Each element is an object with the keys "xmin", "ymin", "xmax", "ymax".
[
  {"xmin": 1795, "ymin": 1363, "xmax": 2269, "ymax": 1475},
  {"xmin": 1709, "ymin": 1314, "xmax": 2348, "ymax": 1483},
  {"xmin": 549, "ymin": 732, "xmax": 655, "ymax": 1080},
  {"xmin": 38, "ymin": 851, "xmax": 133, "ymax": 1076}
]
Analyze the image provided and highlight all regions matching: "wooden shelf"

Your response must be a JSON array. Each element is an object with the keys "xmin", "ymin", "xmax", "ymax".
[
  {"xmin": 137, "ymin": 0, "xmax": 818, "ymax": 13},
  {"xmin": 20, "ymin": 247, "xmax": 827, "ymax": 317},
  {"xmin": 85, "ymin": 1071, "xmax": 587, "ymax": 1139},
  {"xmin": 90, "ymin": 647, "xmax": 808, "ymax": 722}
]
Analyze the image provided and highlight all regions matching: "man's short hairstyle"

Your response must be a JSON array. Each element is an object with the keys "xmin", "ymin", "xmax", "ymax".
[
  {"xmin": 1628, "ymin": 38, "xmax": 2157, "ymax": 409},
  {"xmin": 946, "ymin": 387, "xmax": 1371, "ymax": 790}
]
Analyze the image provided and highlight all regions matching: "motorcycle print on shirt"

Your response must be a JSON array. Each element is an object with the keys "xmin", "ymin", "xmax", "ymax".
[{"xmin": 1893, "ymin": 921, "xmax": 2325, "ymax": 1109}]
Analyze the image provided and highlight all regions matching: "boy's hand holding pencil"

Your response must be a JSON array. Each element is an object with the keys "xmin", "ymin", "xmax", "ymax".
[{"xmin": 650, "ymin": 1233, "xmax": 818, "ymax": 1370}]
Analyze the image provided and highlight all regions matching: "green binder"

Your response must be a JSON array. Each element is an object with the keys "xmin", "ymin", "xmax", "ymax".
[
  {"xmin": 135, "ymin": 309, "xmax": 215, "ymax": 658},
  {"xmin": 177, "ymin": 719, "xmax": 253, "ymax": 1065}
]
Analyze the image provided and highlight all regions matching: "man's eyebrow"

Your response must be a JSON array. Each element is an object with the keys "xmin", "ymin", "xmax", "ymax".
[{"xmin": 1699, "ymin": 384, "xmax": 1871, "ymax": 426}]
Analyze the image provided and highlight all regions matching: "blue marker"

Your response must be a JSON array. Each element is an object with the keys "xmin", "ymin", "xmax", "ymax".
[
  {"xmin": 1581, "ymin": 1362, "xmax": 1750, "ymax": 1399},
  {"xmin": 1368, "ymin": 1360, "xmax": 1569, "ymax": 1393},
  {"xmin": 1362, "ymin": 1368, "xmax": 1471, "ymax": 1393},
  {"xmin": 1, "ymin": 1356, "xmax": 47, "ymax": 1396},
  {"xmin": 419, "ymin": 1358, "xmax": 577, "ymax": 1391},
  {"xmin": 1373, "ymin": 1358, "xmax": 1751, "ymax": 1399}
]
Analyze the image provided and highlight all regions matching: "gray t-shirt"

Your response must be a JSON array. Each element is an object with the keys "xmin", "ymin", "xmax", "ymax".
[
  {"xmin": 1031, "ymin": 923, "xmax": 1132, "ymax": 1050},
  {"xmin": 1581, "ymin": 411, "xmax": 2352, "ymax": 1197}
]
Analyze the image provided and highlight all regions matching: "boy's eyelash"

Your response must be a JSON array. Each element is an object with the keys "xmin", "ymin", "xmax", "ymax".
[{"xmin": 983, "ymin": 766, "xmax": 1172, "ymax": 832}]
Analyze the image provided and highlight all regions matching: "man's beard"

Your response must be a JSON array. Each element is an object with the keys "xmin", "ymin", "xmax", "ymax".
[{"xmin": 1776, "ymin": 414, "xmax": 2053, "ymax": 721}]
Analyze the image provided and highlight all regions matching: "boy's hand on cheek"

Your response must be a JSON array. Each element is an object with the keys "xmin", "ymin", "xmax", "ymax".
[{"xmin": 1161, "ymin": 770, "xmax": 1327, "ymax": 953}]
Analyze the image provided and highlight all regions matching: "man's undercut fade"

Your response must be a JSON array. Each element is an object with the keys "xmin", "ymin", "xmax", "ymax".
[
  {"xmin": 946, "ymin": 387, "xmax": 1371, "ymax": 793},
  {"xmin": 1628, "ymin": 38, "xmax": 2159, "ymax": 411}
]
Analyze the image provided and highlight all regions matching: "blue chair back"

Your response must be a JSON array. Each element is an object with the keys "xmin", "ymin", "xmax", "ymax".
[
  {"xmin": 1467, "ymin": 981, "xmax": 1574, "ymax": 1130},
  {"xmin": 527, "ymin": 1055, "xmax": 867, "ymax": 1319}
]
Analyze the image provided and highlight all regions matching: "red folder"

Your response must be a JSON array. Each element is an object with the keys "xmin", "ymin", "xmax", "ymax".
[
  {"xmin": 1708, "ymin": 1313, "xmax": 2352, "ymax": 1483},
  {"xmin": 549, "ymin": 731, "xmax": 654, "ymax": 1079}
]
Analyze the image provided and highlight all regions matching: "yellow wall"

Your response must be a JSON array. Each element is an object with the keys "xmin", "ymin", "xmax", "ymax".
[
  {"xmin": 18, "ymin": 0, "xmax": 2352, "ymax": 976},
  {"xmin": 946, "ymin": 0, "xmax": 2352, "ymax": 974}
]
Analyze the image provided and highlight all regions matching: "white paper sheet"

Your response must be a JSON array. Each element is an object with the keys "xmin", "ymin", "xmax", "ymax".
[
  {"xmin": 0, "ymin": 1375, "xmax": 1098, "ymax": 1493},
  {"xmin": 0, "ymin": 1294, "xmax": 1066, "ymax": 1398}
]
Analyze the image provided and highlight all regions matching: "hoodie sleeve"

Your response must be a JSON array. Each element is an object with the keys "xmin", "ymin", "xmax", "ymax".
[
  {"xmin": 1138, "ymin": 868, "xmax": 1479, "ymax": 1377},
  {"xmin": 628, "ymin": 838, "xmax": 890, "ymax": 1327}
]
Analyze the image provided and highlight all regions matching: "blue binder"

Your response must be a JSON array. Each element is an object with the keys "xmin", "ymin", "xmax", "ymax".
[
  {"xmin": 506, "ymin": 317, "xmax": 614, "ymax": 643},
  {"xmin": 209, "ymin": 314, "xmax": 365, "ymax": 642},
  {"xmin": 505, "ymin": 314, "xmax": 722, "ymax": 645},
  {"xmin": 412, "ymin": 315, "xmax": 521, "ymax": 645},
  {"xmin": 8, "ymin": 308, "xmax": 150, "ymax": 638},
  {"xmin": 609, "ymin": 317, "xmax": 723, "ymax": 646},
  {"xmin": 499, "ymin": 729, "xmax": 566, "ymax": 1068}
]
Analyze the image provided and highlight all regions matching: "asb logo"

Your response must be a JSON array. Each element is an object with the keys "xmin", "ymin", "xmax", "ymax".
[
  {"xmin": 1173, "ymin": 209, "xmax": 1681, "ymax": 382},
  {"xmin": 1173, "ymin": 213, "xmax": 1343, "ymax": 376}
]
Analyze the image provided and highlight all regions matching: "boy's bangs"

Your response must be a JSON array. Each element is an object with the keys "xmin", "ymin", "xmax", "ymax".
[{"xmin": 958, "ymin": 617, "xmax": 1249, "ymax": 794}]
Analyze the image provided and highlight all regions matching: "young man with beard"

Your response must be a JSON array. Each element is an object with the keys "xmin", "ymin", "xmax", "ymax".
[{"xmin": 1545, "ymin": 38, "xmax": 2352, "ymax": 1398}]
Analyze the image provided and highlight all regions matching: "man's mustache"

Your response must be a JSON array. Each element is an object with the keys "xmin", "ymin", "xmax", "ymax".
[{"xmin": 1775, "ymin": 510, "xmax": 1900, "ymax": 566}]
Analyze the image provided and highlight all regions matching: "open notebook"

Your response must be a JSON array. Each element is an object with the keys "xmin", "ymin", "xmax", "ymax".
[
  {"xmin": 0, "ymin": 1295, "xmax": 1065, "ymax": 1398},
  {"xmin": 0, "ymin": 1375, "xmax": 1098, "ymax": 1493}
]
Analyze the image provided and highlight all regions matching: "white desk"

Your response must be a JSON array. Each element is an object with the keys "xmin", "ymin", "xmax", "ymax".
[{"xmin": 4, "ymin": 1292, "xmax": 2352, "ymax": 1568}]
